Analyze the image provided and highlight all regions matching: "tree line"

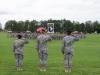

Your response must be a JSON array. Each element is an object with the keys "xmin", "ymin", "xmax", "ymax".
[
  {"xmin": 0, "ymin": 22, "xmax": 3, "ymax": 31},
  {"xmin": 4, "ymin": 19, "xmax": 100, "ymax": 33}
]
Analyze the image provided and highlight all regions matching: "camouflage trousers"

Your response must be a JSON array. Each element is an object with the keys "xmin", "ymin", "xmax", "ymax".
[
  {"xmin": 64, "ymin": 53, "xmax": 73, "ymax": 68},
  {"xmin": 38, "ymin": 51, "xmax": 48, "ymax": 68},
  {"xmin": 14, "ymin": 54, "xmax": 24, "ymax": 67}
]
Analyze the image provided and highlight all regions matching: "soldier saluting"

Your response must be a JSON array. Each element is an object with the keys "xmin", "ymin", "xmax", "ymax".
[
  {"xmin": 36, "ymin": 29, "xmax": 52, "ymax": 72},
  {"xmin": 61, "ymin": 30, "xmax": 79, "ymax": 73},
  {"xmin": 13, "ymin": 34, "xmax": 29, "ymax": 71}
]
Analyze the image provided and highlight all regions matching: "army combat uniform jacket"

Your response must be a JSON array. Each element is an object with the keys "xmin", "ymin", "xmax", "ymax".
[
  {"xmin": 36, "ymin": 34, "xmax": 52, "ymax": 52},
  {"xmin": 61, "ymin": 35, "xmax": 79, "ymax": 54},
  {"xmin": 13, "ymin": 39, "xmax": 29, "ymax": 55}
]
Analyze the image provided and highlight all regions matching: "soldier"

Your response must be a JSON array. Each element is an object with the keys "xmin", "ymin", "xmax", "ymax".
[
  {"xmin": 13, "ymin": 34, "xmax": 29, "ymax": 71},
  {"xmin": 61, "ymin": 31, "xmax": 79, "ymax": 73},
  {"xmin": 36, "ymin": 29, "xmax": 52, "ymax": 72}
]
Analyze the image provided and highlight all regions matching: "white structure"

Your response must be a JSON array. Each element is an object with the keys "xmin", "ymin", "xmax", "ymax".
[{"xmin": 47, "ymin": 23, "xmax": 54, "ymax": 33}]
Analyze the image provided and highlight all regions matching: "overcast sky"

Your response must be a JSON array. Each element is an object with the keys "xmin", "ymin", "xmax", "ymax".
[{"xmin": 0, "ymin": 0, "xmax": 100, "ymax": 28}]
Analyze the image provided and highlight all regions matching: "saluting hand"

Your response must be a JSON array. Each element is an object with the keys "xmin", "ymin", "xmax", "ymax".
[
  {"xmin": 45, "ymin": 33, "xmax": 48, "ymax": 36},
  {"xmin": 71, "ymin": 33, "xmax": 75, "ymax": 36}
]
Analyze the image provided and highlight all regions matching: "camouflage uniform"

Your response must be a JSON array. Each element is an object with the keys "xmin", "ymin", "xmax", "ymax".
[
  {"xmin": 36, "ymin": 34, "xmax": 52, "ymax": 68},
  {"xmin": 13, "ymin": 39, "xmax": 29, "ymax": 67},
  {"xmin": 61, "ymin": 35, "xmax": 79, "ymax": 68}
]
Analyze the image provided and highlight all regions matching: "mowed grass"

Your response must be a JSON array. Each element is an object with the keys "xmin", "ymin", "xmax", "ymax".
[{"xmin": 0, "ymin": 32, "xmax": 100, "ymax": 75}]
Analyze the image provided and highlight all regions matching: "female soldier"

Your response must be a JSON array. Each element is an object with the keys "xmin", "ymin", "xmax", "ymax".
[{"xmin": 13, "ymin": 34, "xmax": 29, "ymax": 71}]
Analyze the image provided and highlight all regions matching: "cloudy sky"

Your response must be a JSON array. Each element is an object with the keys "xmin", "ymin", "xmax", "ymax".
[{"xmin": 0, "ymin": 0, "xmax": 100, "ymax": 28}]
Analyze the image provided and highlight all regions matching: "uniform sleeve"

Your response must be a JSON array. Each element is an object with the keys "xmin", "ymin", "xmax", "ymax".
[
  {"xmin": 13, "ymin": 42, "xmax": 15, "ymax": 53},
  {"xmin": 61, "ymin": 38, "xmax": 65, "ymax": 53},
  {"xmin": 47, "ymin": 35, "xmax": 52, "ymax": 42},
  {"xmin": 73, "ymin": 34, "xmax": 79, "ymax": 41},
  {"xmin": 22, "ymin": 39, "xmax": 29, "ymax": 44},
  {"xmin": 36, "ymin": 38, "xmax": 39, "ymax": 51}
]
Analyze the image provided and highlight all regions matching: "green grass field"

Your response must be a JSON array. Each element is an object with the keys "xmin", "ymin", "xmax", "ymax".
[{"xmin": 0, "ymin": 32, "xmax": 100, "ymax": 75}]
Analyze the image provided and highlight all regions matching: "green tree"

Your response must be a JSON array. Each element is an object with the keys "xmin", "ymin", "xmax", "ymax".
[
  {"xmin": 92, "ymin": 21, "xmax": 100, "ymax": 33},
  {"xmin": 64, "ymin": 20, "xmax": 74, "ymax": 32},
  {"xmin": 17, "ymin": 21, "xmax": 25, "ymax": 32},
  {"xmin": 85, "ymin": 21, "xmax": 92, "ymax": 34},
  {"xmin": 54, "ymin": 20, "xmax": 61, "ymax": 33},
  {"xmin": 4, "ymin": 20, "xmax": 13, "ymax": 31},
  {"xmin": 0, "ymin": 22, "xmax": 2, "ymax": 31},
  {"xmin": 11, "ymin": 20, "xmax": 18, "ymax": 32},
  {"xmin": 24, "ymin": 20, "xmax": 30, "ymax": 31},
  {"xmin": 96, "ymin": 27, "xmax": 100, "ymax": 33},
  {"xmin": 30, "ymin": 20, "xmax": 38, "ymax": 32},
  {"xmin": 74, "ymin": 21, "xmax": 81, "ymax": 32},
  {"xmin": 80, "ymin": 23, "xmax": 85, "ymax": 33}
]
